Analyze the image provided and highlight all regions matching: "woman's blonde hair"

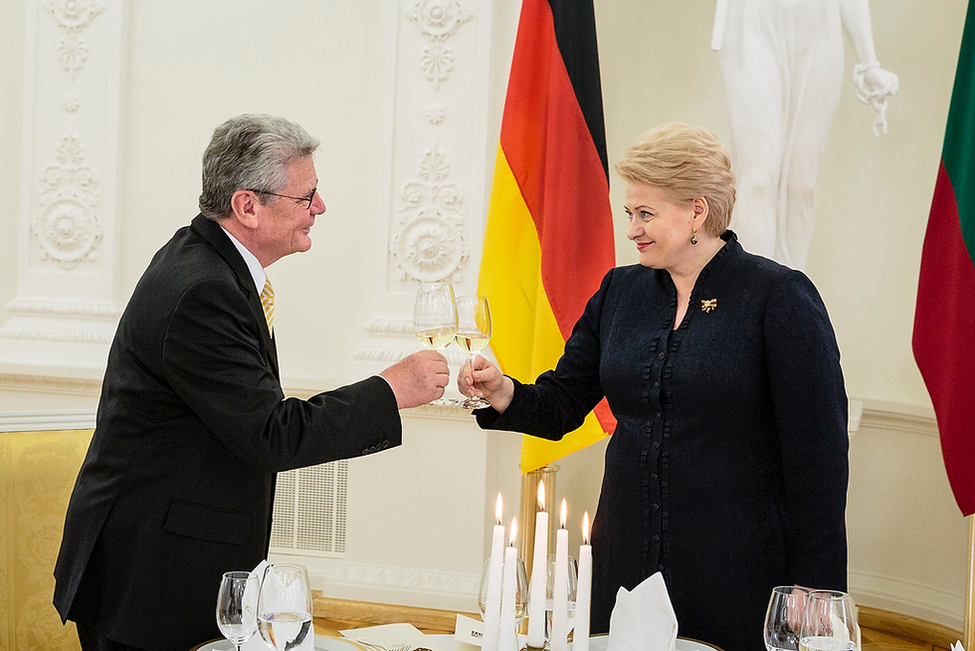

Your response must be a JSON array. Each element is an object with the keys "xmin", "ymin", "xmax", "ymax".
[{"xmin": 614, "ymin": 122, "xmax": 736, "ymax": 236}]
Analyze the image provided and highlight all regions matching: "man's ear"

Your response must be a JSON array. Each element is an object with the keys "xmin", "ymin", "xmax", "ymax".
[{"xmin": 230, "ymin": 190, "xmax": 261, "ymax": 229}]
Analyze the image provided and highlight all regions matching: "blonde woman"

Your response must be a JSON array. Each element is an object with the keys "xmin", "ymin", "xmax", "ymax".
[{"xmin": 460, "ymin": 123, "xmax": 849, "ymax": 651}]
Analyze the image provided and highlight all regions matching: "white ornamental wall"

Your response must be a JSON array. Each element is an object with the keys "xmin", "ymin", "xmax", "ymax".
[{"xmin": 0, "ymin": 0, "xmax": 125, "ymax": 385}]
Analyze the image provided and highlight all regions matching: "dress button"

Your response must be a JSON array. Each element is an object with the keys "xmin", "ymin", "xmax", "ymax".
[
  {"xmin": 658, "ymin": 351, "xmax": 666, "ymax": 360},
  {"xmin": 653, "ymin": 534, "xmax": 661, "ymax": 542},
  {"xmin": 652, "ymin": 441, "xmax": 660, "ymax": 450}
]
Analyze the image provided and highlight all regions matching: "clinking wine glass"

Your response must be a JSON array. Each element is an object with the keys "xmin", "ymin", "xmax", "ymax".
[
  {"xmin": 455, "ymin": 295, "xmax": 493, "ymax": 409},
  {"xmin": 799, "ymin": 590, "xmax": 860, "ymax": 651},
  {"xmin": 764, "ymin": 586, "xmax": 809, "ymax": 651},
  {"xmin": 216, "ymin": 571, "xmax": 259, "ymax": 651},
  {"xmin": 257, "ymin": 563, "xmax": 314, "ymax": 651},
  {"xmin": 413, "ymin": 281, "xmax": 459, "ymax": 407},
  {"xmin": 414, "ymin": 281, "xmax": 457, "ymax": 351}
]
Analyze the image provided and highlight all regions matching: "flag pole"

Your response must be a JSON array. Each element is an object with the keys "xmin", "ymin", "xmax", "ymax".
[
  {"xmin": 966, "ymin": 515, "xmax": 975, "ymax": 650},
  {"xmin": 519, "ymin": 465, "xmax": 558, "ymax": 577},
  {"xmin": 518, "ymin": 464, "xmax": 558, "ymax": 634}
]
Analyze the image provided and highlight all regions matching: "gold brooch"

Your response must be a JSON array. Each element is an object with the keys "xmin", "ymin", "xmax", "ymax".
[{"xmin": 701, "ymin": 299, "xmax": 717, "ymax": 313}]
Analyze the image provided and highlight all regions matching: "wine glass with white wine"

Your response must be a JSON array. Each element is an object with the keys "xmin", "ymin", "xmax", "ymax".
[
  {"xmin": 413, "ymin": 281, "xmax": 459, "ymax": 406},
  {"xmin": 413, "ymin": 281, "xmax": 457, "ymax": 351},
  {"xmin": 455, "ymin": 295, "xmax": 493, "ymax": 409}
]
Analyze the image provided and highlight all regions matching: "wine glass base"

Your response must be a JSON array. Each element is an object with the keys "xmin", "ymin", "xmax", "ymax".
[
  {"xmin": 428, "ymin": 397, "xmax": 465, "ymax": 408},
  {"xmin": 460, "ymin": 396, "xmax": 491, "ymax": 409}
]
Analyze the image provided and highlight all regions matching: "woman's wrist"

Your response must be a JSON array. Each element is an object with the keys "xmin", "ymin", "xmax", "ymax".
[{"xmin": 490, "ymin": 377, "xmax": 516, "ymax": 413}]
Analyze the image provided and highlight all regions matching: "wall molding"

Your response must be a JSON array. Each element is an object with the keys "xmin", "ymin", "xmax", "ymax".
[
  {"xmin": 354, "ymin": 317, "xmax": 470, "ymax": 366},
  {"xmin": 859, "ymin": 399, "xmax": 937, "ymax": 437},
  {"xmin": 850, "ymin": 568, "xmax": 964, "ymax": 631},
  {"xmin": 0, "ymin": 408, "xmax": 95, "ymax": 432},
  {"xmin": 272, "ymin": 554, "xmax": 480, "ymax": 612}
]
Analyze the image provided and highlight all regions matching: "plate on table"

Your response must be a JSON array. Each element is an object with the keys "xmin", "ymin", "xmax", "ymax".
[
  {"xmin": 195, "ymin": 637, "xmax": 357, "ymax": 651},
  {"xmin": 588, "ymin": 634, "xmax": 723, "ymax": 651}
]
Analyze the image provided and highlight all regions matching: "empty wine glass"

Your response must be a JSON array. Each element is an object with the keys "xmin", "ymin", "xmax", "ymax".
[
  {"xmin": 413, "ymin": 281, "xmax": 457, "ymax": 351},
  {"xmin": 257, "ymin": 563, "xmax": 314, "ymax": 651},
  {"xmin": 478, "ymin": 556, "xmax": 529, "ymax": 625},
  {"xmin": 799, "ymin": 590, "xmax": 860, "ymax": 651},
  {"xmin": 455, "ymin": 295, "xmax": 493, "ymax": 409},
  {"xmin": 216, "ymin": 571, "xmax": 259, "ymax": 651},
  {"xmin": 527, "ymin": 553, "xmax": 577, "ymax": 645},
  {"xmin": 764, "ymin": 586, "xmax": 809, "ymax": 651}
]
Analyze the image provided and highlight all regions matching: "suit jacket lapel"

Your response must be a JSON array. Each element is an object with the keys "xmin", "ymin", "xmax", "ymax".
[{"xmin": 190, "ymin": 214, "xmax": 280, "ymax": 378}]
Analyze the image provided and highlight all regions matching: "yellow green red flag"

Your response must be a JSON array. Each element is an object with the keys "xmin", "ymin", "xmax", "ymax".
[{"xmin": 913, "ymin": 0, "xmax": 975, "ymax": 516}]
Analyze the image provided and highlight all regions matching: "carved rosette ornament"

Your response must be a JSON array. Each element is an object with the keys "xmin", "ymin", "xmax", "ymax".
[
  {"xmin": 405, "ymin": 0, "xmax": 473, "ymax": 89},
  {"xmin": 390, "ymin": 145, "xmax": 467, "ymax": 283},
  {"xmin": 32, "ymin": 136, "xmax": 102, "ymax": 269},
  {"xmin": 43, "ymin": 0, "xmax": 106, "ymax": 80}
]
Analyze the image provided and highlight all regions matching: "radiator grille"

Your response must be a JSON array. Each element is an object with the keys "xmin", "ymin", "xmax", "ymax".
[{"xmin": 269, "ymin": 460, "xmax": 348, "ymax": 556}]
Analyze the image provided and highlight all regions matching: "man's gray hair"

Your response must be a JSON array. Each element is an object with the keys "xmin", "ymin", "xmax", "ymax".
[{"xmin": 199, "ymin": 114, "xmax": 320, "ymax": 220}]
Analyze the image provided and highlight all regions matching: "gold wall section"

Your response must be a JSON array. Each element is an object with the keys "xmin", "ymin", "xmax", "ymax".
[{"xmin": 0, "ymin": 429, "xmax": 93, "ymax": 651}]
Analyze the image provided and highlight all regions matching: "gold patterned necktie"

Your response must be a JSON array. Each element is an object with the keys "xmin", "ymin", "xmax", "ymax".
[{"xmin": 260, "ymin": 277, "xmax": 274, "ymax": 335}]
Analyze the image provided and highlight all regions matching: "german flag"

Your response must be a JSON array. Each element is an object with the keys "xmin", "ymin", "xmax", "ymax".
[
  {"xmin": 913, "ymin": 0, "xmax": 975, "ymax": 516},
  {"xmin": 478, "ymin": 0, "xmax": 616, "ymax": 474}
]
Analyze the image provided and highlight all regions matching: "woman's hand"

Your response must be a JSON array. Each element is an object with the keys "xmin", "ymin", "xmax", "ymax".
[{"xmin": 458, "ymin": 355, "xmax": 515, "ymax": 412}]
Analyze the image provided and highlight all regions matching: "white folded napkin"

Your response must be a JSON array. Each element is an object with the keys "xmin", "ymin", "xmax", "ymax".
[
  {"xmin": 951, "ymin": 642, "xmax": 967, "ymax": 651},
  {"xmin": 606, "ymin": 573, "xmax": 677, "ymax": 651},
  {"xmin": 340, "ymin": 622, "xmax": 444, "ymax": 651}
]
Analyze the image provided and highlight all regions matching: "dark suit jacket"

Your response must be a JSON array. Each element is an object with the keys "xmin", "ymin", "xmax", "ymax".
[
  {"xmin": 476, "ymin": 233, "xmax": 849, "ymax": 651},
  {"xmin": 54, "ymin": 214, "xmax": 401, "ymax": 651}
]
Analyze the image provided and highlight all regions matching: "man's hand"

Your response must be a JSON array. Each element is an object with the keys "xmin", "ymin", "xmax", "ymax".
[{"xmin": 380, "ymin": 350, "xmax": 450, "ymax": 409}]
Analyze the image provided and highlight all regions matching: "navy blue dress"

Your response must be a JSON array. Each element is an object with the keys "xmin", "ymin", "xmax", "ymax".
[{"xmin": 476, "ymin": 233, "xmax": 848, "ymax": 651}]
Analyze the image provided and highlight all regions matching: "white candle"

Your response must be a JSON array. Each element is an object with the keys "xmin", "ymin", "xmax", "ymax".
[
  {"xmin": 575, "ymin": 512, "xmax": 592, "ymax": 651},
  {"xmin": 527, "ymin": 481, "xmax": 548, "ymax": 648},
  {"xmin": 482, "ymin": 493, "xmax": 505, "ymax": 651},
  {"xmin": 500, "ymin": 518, "xmax": 519, "ymax": 651},
  {"xmin": 552, "ymin": 500, "xmax": 569, "ymax": 651}
]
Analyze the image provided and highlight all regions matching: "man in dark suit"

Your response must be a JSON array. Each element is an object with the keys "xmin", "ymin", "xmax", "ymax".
[{"xmin": 53, "ymin": 114, "xmax": 450, "ymax": 651}]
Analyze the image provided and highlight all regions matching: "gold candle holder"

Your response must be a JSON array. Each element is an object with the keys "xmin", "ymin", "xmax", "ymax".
[{"xmin": 518, "ymin": 464, "xmax": 559, "ymax": 637}]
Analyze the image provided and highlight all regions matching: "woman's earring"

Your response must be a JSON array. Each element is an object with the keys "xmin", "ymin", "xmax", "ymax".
[{"xmin": 691, "ymin": 227, "xmax": 698, "ymax": 245}]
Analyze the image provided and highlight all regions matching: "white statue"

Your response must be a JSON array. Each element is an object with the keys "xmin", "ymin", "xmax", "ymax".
[{"xmin": 713, "ymin": 0, "xmax": 899, "ymax": 269}]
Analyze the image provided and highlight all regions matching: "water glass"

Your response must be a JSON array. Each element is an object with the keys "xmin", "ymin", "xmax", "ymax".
[{"xmin": 257, "ymin": 563, "xmax": 314, "ymax": 651}]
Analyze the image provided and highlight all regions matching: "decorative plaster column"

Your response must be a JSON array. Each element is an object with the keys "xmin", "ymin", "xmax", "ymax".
[
  {"xmin": 0, "ymin": 0, "xmax": 126, "ymax": 387},
  {"xmin": 355, "ymin": 0, "xmax": 495, "ymax": 373}
]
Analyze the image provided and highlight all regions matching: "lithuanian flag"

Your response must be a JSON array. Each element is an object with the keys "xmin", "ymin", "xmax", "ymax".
[
  {"xmin": 913, "ymin": 0, "xmax": 975, "ymax": 516},
  {"xmin": 478, "ymin": 0, "xmax": 616, "ymax": 474}
]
